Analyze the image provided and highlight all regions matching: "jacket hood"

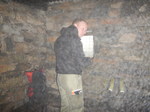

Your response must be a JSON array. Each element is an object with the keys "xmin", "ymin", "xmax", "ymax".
[{"xmin": 60, "ymin": 25, "xmax": 79, "ymax": 38}]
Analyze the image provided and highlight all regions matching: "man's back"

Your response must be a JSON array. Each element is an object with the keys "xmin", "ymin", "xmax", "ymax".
[{"xmin": 54, "ymin": 25, "xmax": 84, "ymax": 74}]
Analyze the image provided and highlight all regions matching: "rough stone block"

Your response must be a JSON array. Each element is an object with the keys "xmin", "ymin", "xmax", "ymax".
[
  {"xmin": 13, "ymin": 35, "xmax": 24, "ymax": 43},
  {"xmin": 0, "ymin": 76, "xmax": 24, "ymax": 89},
  {"xmin": 47, "ymin": 37, "xmax": 57, "ymax": 43},
  {"xmin": 26, "ymin": 14, "xmax": 44, "ymax": 25},
  {"xmin": 81, "ymin": 1, "xmax": 98, "ymax": 9},
  {"xmin": 15, "ymin": 43, "xmax": 29, "ymax": 53},
  {"xmin": 15, "ymin": 13, "xmax": 27, "ymax": 23},
  {"xmin": 0, "ymin": 4, "xmax": 7, "ymax": 11},
  {"xmin": 124, "ymin": 55, "xmax": 143, "ymax": 61},
  {"xmin": 119, "ymin": 33, "xmax": 137, "ymax": 43},
  {"xmin": 100, "ymin": 18, "xmax": 122, "ymax": 24},
  {"xmin": 108, "ymin": 9, "xmax": 120, "ymax": 17},
  {"xmin": 46, "ymin": 17, "xmax": 58, "ymax": 31},
  {"xmin": 2, "ymin": 24, "xmax": 20, "ymax": 35},
  {"xmin": 111, "ymin": 2, "xmax": 123, "ymax": 9},
  {"xmin": 86, "ymin": 18, "xmax": 100, "ymax": 28},
  {"xmin": 0, "ymin": 56, "xmax": 10, "ymax": 64},
  {"xmin": 0, "ymin": 64, "xmax": 16, "ymax": 74}
]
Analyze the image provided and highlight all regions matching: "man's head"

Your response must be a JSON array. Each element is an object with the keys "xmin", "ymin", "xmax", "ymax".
[{"xmin": 72, "ymin": 18, "xmax": 88, "ymax": 37}]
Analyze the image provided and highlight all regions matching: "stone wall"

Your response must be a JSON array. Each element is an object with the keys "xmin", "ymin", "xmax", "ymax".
[{"xmin": 0, "ymin": 0, "xmax": 150, "ymax": 112}]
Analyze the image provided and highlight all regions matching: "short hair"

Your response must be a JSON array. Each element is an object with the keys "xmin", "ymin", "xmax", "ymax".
[{"xmin": 72, "ymin": 18, "xmax": 87, "ymax": 25}]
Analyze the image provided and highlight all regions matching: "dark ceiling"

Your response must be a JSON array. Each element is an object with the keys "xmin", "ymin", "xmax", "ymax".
[
  {"xmin": 1, "ymin": 0, "xmax": 65, "ymax": 10},
  {"xmin": 1, "ymin": 0, "xmax": 62, "ymax": 2}
]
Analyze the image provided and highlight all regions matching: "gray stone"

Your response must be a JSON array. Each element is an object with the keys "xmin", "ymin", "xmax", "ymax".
[
  {"xmin": 2, "ymin": 25, "xmax": 20, "ymax": 35},
  {"xmin": 13, "ymin": 35, "xmax": 24, "ymax": 43}
]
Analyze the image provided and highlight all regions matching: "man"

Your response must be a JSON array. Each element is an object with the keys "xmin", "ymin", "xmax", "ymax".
[{"xmin": 54, "ymin": 18, "xmax": 91, "ymax": 112}]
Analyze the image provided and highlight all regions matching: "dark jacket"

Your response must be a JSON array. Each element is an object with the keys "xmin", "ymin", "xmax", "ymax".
[{"xmin": 54, "ymin": 25, "xmax": 91, "ymax": 74}]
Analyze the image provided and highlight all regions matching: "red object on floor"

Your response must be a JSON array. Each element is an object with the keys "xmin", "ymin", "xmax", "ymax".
[
  {"xmin": 25, "ymin": 71, "xmax": 33, "ymax": 83},
  {"xmin": 25, "ymin": 71, "xmax": 34, "ymax": 97}
]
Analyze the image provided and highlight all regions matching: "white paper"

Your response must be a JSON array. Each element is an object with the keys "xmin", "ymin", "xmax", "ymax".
[{"xmin": 81, "ymin": 35, "xmax": 94, "ymax": 58}]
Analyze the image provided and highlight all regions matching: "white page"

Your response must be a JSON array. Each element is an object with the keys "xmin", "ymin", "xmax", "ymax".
[{"xmin": 81, "ymin": 35, "xmax": 94, "ymax": 58}]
